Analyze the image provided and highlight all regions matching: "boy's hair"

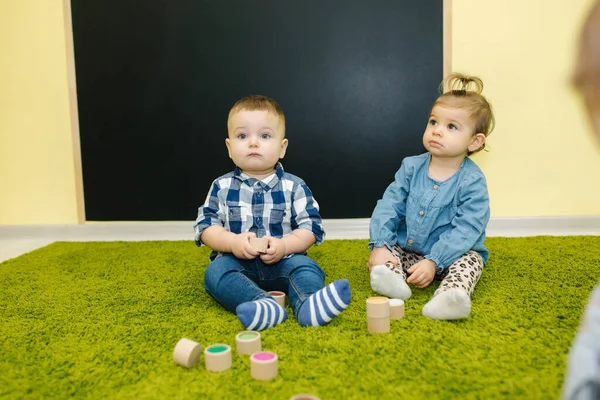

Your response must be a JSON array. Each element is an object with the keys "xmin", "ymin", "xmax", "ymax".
[
  {"xmin": 227, "ymin": 94, "xmax": 286, "ymax": 136},
  {"xmin": 573, "ymin": 1, "xmax": 600, "ymax": 103},
  {"xmin": 433, "ymin": 73, "xmax": 495, "ymax": 155}
]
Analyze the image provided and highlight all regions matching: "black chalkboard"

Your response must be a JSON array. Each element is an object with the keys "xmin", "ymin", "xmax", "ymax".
[{"xmin": 71, "ymin": 0, "xmax": 443, "ymax": 220}]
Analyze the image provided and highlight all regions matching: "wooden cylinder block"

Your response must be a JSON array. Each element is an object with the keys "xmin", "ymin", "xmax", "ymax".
[
  {"xmin": 236, "ymin": 331, "xmax": 262, "ymax": 355},
  {"xmin": 250, "ymin": 351, "xmax": 278, "ymax": 381},
  {"xmin": 268, "ymin": 291, "xmax": 286, "ymax": 307},
  {"xmin": 250, "ymin": 237, "xmax": 268, "ymax": 253},
  {"xmin": 204, "ymin": 344, "xmax": 232, "ymax": 372},
  {"xmin": 367, "ymin": 316, "xmax": 390, "ymax": 334},
  {"xmin": 366, "ymin": 296, "xmax": 390, "ymax": 318},
  {"xmin": 172, "ymin": 338, "xmax": 202, "ymax": 368},
  {"xmin": 389, "ymin": 298, "xmax": 405, "ymax": 320}
]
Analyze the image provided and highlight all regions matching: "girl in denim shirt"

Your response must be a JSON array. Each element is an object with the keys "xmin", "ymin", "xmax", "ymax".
[{"xmin": 367, "ymin": 73, "xmax": 494, "ymax": 320}]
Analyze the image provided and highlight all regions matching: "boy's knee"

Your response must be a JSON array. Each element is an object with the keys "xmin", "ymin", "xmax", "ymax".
[
  {"xmin": 290, "ymin": 255, "xmax": 325, "ymax": 278},
  {"xmin": 204, "ymin": 256, "xmax": 240, "ymax": 290}
]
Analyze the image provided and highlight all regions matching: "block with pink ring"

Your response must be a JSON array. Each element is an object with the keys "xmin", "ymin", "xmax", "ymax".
[{"xmin": 250, "ymin": 351, "xmax": 278, "ymax": 380}]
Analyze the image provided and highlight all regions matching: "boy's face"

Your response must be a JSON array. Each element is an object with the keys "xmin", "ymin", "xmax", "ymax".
[
  {"xmin": 422, "ymin": 105, "xmax": 485, "ymax": 158},
  {"xmin": 226, "ymin": 109, "xmax": 288, "ymax": 179}
]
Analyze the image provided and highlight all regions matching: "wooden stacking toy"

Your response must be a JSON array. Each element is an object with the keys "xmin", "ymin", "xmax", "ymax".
[
  {"xmin": 172, "ymin": 338, "xmax": 202, "ymax": 368},
  {"xmin": 268, "ymin": 291, "xmax": 286, "ymax": 307},
  {"xmin": 389, "ymin": 298, "xmax": 405, "ymax": 320},
  {"xmin": 366, "ymin": 296, "xmax": 390, "ymax": 334},
  {"xmin": 235, "ymin": 331, "xmax": 262, "ymax": 355},
  {"xmin": 250, "ymin": 351, "xmax": 278, "ymax": 380},
  {"xmin": 250, "ymin": 237, "xmax": 268, "ymax": 253},
  {"xmin": 204, "ymin": 344, "xmax": 232, "ymax": 372}
]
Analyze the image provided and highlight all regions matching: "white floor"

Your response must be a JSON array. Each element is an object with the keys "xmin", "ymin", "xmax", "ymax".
[{"xmin": 1, "ymin": 216, "xmax": 599, "ymax": 263}]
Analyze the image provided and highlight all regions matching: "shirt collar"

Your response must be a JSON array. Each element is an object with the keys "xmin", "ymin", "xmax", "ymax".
[{"xmin": 233, "ymin": 162, "xmax": 284, "ymax": 191}]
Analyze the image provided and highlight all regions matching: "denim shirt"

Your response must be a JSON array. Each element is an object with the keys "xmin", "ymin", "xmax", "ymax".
[{"xmin": 369, "ymin": 153, "xmax": 490, "ymax": 272}]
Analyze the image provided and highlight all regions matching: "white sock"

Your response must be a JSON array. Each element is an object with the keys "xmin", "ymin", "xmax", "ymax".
[
  {"xmin": 422, "ymin": 288, "xmax": 471, "ymax": 320},
  {"xmin": 370, "ymin": 264, "xmax": 411, "ymax": 300}
]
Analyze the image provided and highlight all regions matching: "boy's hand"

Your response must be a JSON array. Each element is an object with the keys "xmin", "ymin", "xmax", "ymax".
[
  {"xmin": 406, "ymin": 259, "xmax": 436, "ymax": 288},
  {"xmin": 231, "ymin": 232, "xmax": 260, "ymax": 260},
  {"xmin": 260, "ymin": 236, "xmax": 286, "ymax": 265},
  {"xmin": 366, "ymin": 246, "xmax": 398, "ymax": 271}
]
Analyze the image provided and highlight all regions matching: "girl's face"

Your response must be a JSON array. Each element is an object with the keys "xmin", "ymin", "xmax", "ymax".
[{"xmin": 422, "ymin": 105, "xmax": 485, "ymax": 159}]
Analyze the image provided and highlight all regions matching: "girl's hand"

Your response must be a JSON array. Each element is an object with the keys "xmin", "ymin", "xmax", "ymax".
[
  {"xmin": 367, "ymin": 246, "xmax": 398, "ymax": 271},
  {"xmin": 260, "ymin": 236, "xmax": 286, "ymax": 265},
  {"xmin": 231, "ymin": 232, "xmax": 259, "ymax": 260},
  {"xmin": 406, "ymin": 259, "xmax": 436, "ymax": 288}
]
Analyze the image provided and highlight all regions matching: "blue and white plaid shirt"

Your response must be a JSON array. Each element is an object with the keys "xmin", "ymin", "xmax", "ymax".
[{"xmin": 195, "ymin": 163, "xmax": 325, "ymax": 260}]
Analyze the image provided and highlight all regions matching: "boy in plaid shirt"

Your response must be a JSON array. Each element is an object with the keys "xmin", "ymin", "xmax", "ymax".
[{"xmin": 195, "ymin": 95, "xmax": 351, "ymax": 331}]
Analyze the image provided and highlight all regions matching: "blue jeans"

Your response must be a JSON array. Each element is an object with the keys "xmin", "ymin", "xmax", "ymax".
[{"xmin": 204, "ymin": 254, "xmax": 325, "ymax": 316}]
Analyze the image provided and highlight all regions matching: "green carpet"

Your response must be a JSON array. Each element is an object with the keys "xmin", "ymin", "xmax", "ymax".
[{"xmin": 1, "ymin": 237, "xmax": 599, "ymax": 399}]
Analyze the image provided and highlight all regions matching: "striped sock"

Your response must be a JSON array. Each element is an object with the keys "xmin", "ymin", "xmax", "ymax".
[
  {"xmin": 296, "ymin": 279, "xmax": 352, "ymax": 327},
  {"xmin": 236, "ymin": 298, "xmax": 288, "ymax": 331}
]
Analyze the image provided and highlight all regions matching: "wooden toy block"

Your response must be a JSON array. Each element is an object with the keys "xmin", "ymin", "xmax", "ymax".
[
  {"xmin": 290, "ymin": 395, "xmax": 320, "ymax": 400},
  {"xmin": 366, "ymin": 296, "xmax": 390, "ymax": 318},
  {"xmin": 250, "ymin": 237, "xmax": 268, "ymax": 253},
  {"xmin": 250, "ymin": 351, "xmax": 278, "ymax": 381},
  {"xmin": 366, "ymin": 296, "xmax": 390, "ymax": 334},
  {"xmin": 172, "ymin": 338, "xmax": 202, "ymax": 368},
  {"xmin": 367, "ymin": 316, "xmax": 390, "ymax": 334},
  {"xmin": 236, "ymin": 331, "xmax": 262, "ymax": 355},
  {"xmin": 389, "ymin": 298, "xmax": 405, "ymax": 320},
  {"xmin": 204, "ymin": 344, "xmax": 232, "ymax": 372},
  {"xmin": 268, "ymin": 291, "xmax": 286, "ymax": 307}
]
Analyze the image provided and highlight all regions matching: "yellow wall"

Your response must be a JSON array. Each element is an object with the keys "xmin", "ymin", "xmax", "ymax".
[
  {"xmin": 0, "ymin": 0, "xmax": 598, "ymax": 224},
  {"xmin": 0, "ymin": 0, "xmax": 80, "ymax": 224},
  {"xmin": 455, "ymin": 0, "xmax": 600, "ymax": 216}
]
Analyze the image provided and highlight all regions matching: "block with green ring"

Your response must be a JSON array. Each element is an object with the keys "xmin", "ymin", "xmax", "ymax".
[
  {"xmin": 235, "ymin": 331, "xmax": 262, "ymax": 355},
  {"xmin": 204, "ymin": 344, "xmax": 232, "ymax": 372}
]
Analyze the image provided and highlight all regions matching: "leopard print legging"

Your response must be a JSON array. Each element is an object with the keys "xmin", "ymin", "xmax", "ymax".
[{"xmin": 387, "ymin": 244, "xmax": 484, "ymax": 296}]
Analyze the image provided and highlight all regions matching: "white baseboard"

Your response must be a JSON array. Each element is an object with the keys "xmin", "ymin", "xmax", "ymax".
[
  {"xmin": 0, "ymin": 216, "xmax": 599, "ymax": 242},
  {"xmin": 486, "ymin": 215, "xmax": 600, "ymax": 237},
  {"xmin": 322, "ymin": 216, "xmax": 600, "ymax": 238}
]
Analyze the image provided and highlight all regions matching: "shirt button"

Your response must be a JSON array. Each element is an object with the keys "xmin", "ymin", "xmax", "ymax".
[
  {"xmin": 408, "ymin": 239, "xmax": 413, "ymax": 245},
  {"xmin": 433, "ymin": 185, "xmax": 439, "ymax": 190},
  {"xmin": 419, "ymin": 211, "xmax": 424, "ymax": 216}
]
